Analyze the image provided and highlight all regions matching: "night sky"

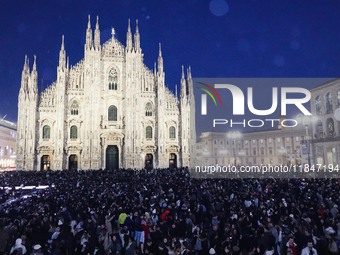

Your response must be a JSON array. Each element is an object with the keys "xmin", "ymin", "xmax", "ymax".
[{"xmin": 1, "ymin": 0, "xmax": 340, "ymax": 123}]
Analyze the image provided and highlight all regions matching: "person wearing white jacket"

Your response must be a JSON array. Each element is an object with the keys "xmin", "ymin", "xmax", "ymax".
[
  {"xmin": 301, "ymin": 242, "xmax": 318, "ymax": 255},
  {"xmin": 10, "ymin": 238, "xmax": 27, "ymax": 255}
]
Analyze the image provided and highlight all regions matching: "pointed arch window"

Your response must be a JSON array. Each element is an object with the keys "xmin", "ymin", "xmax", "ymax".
[
  {"xmin": 146, "ymin": 126, "xmax": 153, "ymax": 139},
  {"xmin": 145, "ymin": 102, "xmax": 153, "ymax": 116},
  {"xmin": 108, "ymin": 105, "xmax": 117, "ymax": 121},
  {"xmin": 71, "ymin": 100, "xmax": 79, "ymax": 115},
  {"xmin": 169, "ymin": 126, "xmax": 176, "ymax": 139},
  {"xmin": 108, "ymin": 68, "xmax": 118, "ymax": 90},
  {"xmin": 325, "ymin": 92, "xmax": 333, "ymax": 114},
  {"xmin": 315, "ymin": 96, "xmax": 322, "ymax": 115},
  {"xmin": 327, "ymin": 118, "xmax": 335, "ymax": 137},
  {"xmin": 70, "ymin": 125, "xmax": 78, "ymax": 139},
  {"xmin": 337, "ymin": 90, "xmax": 340, "ymax": 107},
  {"xmin": 43, "ymin": 125, "xmax": 51, "ymax": 139}
]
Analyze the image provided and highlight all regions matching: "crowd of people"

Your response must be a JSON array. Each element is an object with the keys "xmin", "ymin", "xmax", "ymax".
[{"xmin": 0, "ymin": 168, "xmax": 339, "ymax": 255}]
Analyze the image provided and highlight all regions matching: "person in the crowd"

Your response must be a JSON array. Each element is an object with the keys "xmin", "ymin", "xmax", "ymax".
[
  {"xmin": 30, "ymin": 244, "xmax": 43, "ymax": 255},
  {"xmin": 285, "ymin": 237, "xmax": 297, "ymax": 255},
  {"xmin": 0, "ymin": 219, "xmax": 9, "ymax": 255},
  {"xmin": 301, "ymin": 241, "xmax": 318, "ymax": 255},
  {"xmin": 10, "ymin": 238, "xmax": 27, "ymax": 255},
  {"xmin": 124, "ymin": 237, "xmax": 136, "ymax": 255}
]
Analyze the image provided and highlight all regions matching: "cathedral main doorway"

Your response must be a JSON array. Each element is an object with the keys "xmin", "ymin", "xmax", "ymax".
[
  {"xmin": 68, "ymin": 154, "xmax": 78, "ymax": 170},
  {"xmin": 169, "ymin": 153, "xmax": 177, "ymax": 169},
  {"xmin": 106, "ymin": 145, "xmax": 119, "ymax": 170},
  {"xmin": 144, "ymin": 154, "xmax": 153, "ymax": 169},
  {"xmin": 40, "ymin": 155, "xmax": 50, "ymax": 171}
]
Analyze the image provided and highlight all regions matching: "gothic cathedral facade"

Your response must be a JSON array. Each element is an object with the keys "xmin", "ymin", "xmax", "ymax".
[{"xmin": 16, "ymin": 17, "xmax": 196, "ymax": 171}]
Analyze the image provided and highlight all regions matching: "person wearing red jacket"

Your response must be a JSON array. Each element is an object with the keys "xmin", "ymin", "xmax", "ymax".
[{"xmin": 286, "ymin": 237, "xmax": 297, "ymax": 255}]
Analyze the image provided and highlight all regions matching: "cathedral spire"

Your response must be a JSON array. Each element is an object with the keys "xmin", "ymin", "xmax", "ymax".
[
  {"xmin": 94, "ymin": 16, "xmax": 101, "ymax": 50},
  {"xmin": 181, "ymin": 65, "xmax": 185, "ymax": 80},
  {"xmin": 85, "ymin": 15, "xmax": 93, "ymax": 49},
  {"xmin": 32, "ymin": 54, "xmax": 37, "ymax": 72},
  {"xmin": 187, "ymin": 66, "xmax": 194, "ymax": 101},
  {"xmin": 30, "ymin": 55, "xmax": 38, "ymax": 94},
  {"xmin": 61, "ymin": 34, "xmax": 65, "ymax": 50},
  {"xmin": 157, "ymin": 43, "xmax": 163, "ymax": 74},
  {"xmin": 187, "ymin": 66, "xmax": 192, "ymax": 81},
  {"xmin": 180, "ymin": 65, "xmax": 187, "ymax": 100},
  {"xmin": 158, "ymin": 43, "xmax": 162, "ymax": 57},
  {"xmin": 20, "ymin": 55, "xmax": 29, "ymax": 93},
  {"xmin": 134, "ymin": 19, "xmax": 141, "ymax": 52},
  {"xmin": 23, "ymin": 55, "xmax": 29, "ymax": 73},
  {"xmin": 87, "ymin": 14, "xmax": 91, "ymax": 29},
  {"xmin": 126, "ymin": 19, "xmax": 133, "ymax": 51},
  {"xmin": 59, "ymin": 35, "xmax": 66, "ymax": 69}
]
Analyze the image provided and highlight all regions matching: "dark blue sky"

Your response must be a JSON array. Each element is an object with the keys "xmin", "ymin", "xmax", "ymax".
[{"xmin": 1, "ymin": 0, "xmax": 340, "ymax": 123}]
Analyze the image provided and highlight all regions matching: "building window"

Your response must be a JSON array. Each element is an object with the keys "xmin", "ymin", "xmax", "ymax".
[
  {"xmin": 108, "ymin": 105, "xmax": 117, "ymax": 121},
  {"xmin": 261, "ymin": 148, "xmax": 264, "ymax": 155},
  {"xmin": 327, "ymin": 118, "xmax": 335, "ymax": 137},
  {"xmin": 169, "ymin": 126, "xmax": 176, "ymax": 139},
  {"xmin": 315, "ymin": 120, "xmax": 323, "ymax": 138},
  {"xmin": 287, "ymin": 146, "xmax": 291, "ymax": 154},
  {"xmin": 108, "ymin": 68, "xmax": 118, "ymax": 90},
  {"xmin": 145, "ymin": 102, "xmax": 153, "ymax": 116},
  {"xmin": 70, "ymin": 100, "xmax": 79, "ymax": 115},
  {"xmin": 296, "ymin": 146, "xmax": 300, "ymax": 155},
  {"xmin": 269, "ymin": 147, "xmax": 273, "ymax": 155},
  {"xmin": 315, "ymin": 96, "xmax": 322, "ymax": 115},
  {"xmin": 325, "ymin": 92, "xmax": 333, "ymax": 114},
  {"xmin": 70, "ymin": 125, "xmax": 78, "ymax": 139},
  {"xmin": 43, "ymin": 125, "xmax": 51, "ymax": 139},
  {"xmin": 146, "ymin": 126, "xmax": 153, "ymax": 139}
]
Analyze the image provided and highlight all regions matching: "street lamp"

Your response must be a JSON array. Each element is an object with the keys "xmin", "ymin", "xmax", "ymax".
[
  {"xmin": 238, "ymin": 149, "xmax": 246, "ymax": 165},
  {"xmin": 296, "ymin": 115, "xmax": 316, "ymax": 166},
  {"xmin": 278, "ymin": 147, "xmax": 287, "ymax": 165},
  {"xmin": 227, "ymin": 131, "xmax": 242, "ymax": 166}
]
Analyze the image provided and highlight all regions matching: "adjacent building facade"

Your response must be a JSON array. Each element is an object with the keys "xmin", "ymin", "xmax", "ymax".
[
  {"xmin": 310, "ymin": 79, "xmax": 340, "ymax": 165},
  {"xmin": 0, "ymin": 119, "xmax": 17, "ymax": 169},
  {"xmin": 16, "ymin": 17, "xmax": 196, "ymax": 171},
  {"xmin": 196, "ymin": 126, "xmax": 307, "ymax": 167}
]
